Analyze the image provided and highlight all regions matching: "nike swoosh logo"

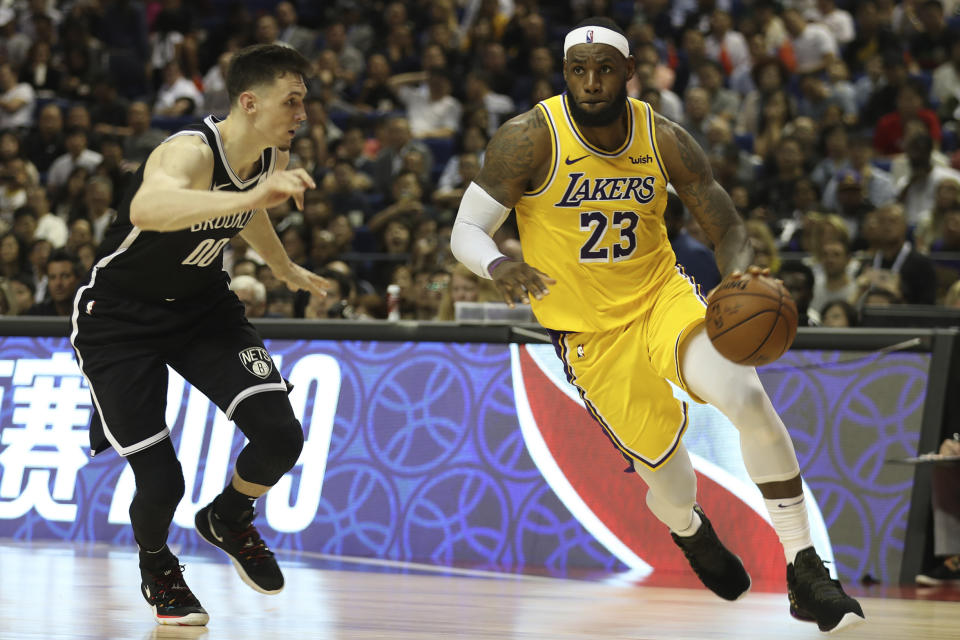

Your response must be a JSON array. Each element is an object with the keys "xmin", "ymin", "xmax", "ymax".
[
  {"xmin": 565, "ymin": 154, "xmax": 589, "ymax": 165},
  {"xmin": 777, "ymin": 498, "xmax": 805, "ymax": 509},
  {"xmin": 208, "ymin": 510, "xmax": 224, "ymax": 542},
  {"xmin": 213, "ymin": 183, "xmax": 231, "ymax": 191}
]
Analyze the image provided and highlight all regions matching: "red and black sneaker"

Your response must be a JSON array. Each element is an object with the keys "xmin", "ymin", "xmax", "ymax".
[
  {"xmin": 140, "ymin": 562, "xmax": 209, "ymax": 626},
  {"xmin": 195, "ymin": 502, "xmax": 284, "ymax": 594}
]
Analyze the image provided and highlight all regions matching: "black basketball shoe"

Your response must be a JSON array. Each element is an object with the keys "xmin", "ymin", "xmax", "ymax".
[
  {"xmin": 787, "ymin": 547, "xmax": 865, "ymax": 632},
  {"xmin": 140, "ymin": 562, "xmax": 209, "ymax": 626},
  {"xmin": 671, "ymin": 504, "xmax": 752, "ymax": 601},
  {"xmin": 195, "ymin": 502, "xmax": 284, "ymax": 594}
]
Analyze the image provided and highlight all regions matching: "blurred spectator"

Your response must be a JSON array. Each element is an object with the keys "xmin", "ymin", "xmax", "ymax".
[
  {"xmin": 301, "ymin": 268, "xmax": 353, "ymax": 319},
  {"xmin": 265, "ymin": 287, "xmax": 295, "ymax": 318},
  {"xmin": 816, "ymin": 0, "xmax": 855, "ymax": 45},
  {"xmin": 435, "ymin": 262, "xmax": 499, "ymax": 320},
  {"xmin": 697, "ymin": 60, "xmax": 740, "ymax": 122},
  {"xmin": 22, "ymin": 102, "xmax": 64, "ymax": 175},
  {"xmin": 7, "ymin": 272, "xmax": 34, "ymax": 314},
  {"xmin": 736, "ymin": 58, "xmax": 789, "ymax": 137},
  {"xmin": 19, "ymin": 39, "xmax": 59, "ymax": 97},
  {"xmin": 153, "ymin": 59, "xmax": 203, "ymax": 117},
  {"xmin": 824, "ymin": 135, "xmax": 896, "ymax": 214},
  {"xmin": 909, "ymin": 0, "xmax": 952, "ymax": 71},
  {"xmin": 324, "ymin": 20, "xmax": 365, "ymax": 85},
  {"xmin": 275, "ymin": 1, "xmax": 317, "ymax": 57},
  {"xmin": 845, "ymin": 1, "xmax": 899, "ymax": 75},
  {"xmin": 746, "ymin": 219, "xmax": 781, "ymax": 273},
  {"xmin": 896, "ymin": 130, "xmax": 960, "ymax": 229},
  {"xmin": 123, "ymin": 101, "xmax": 168, "ymax": 167},
  {"xmin": 413, "ymin": 268, "xmax": 450, "ymax": 320},
  {"xmin": 82, "ymin": 176, "xmax": 116, "ymax": 245},
  {"xmin": 0, "ymin": 7, "xmax": 30, "ymax": 71},
  {"xmin": 664, "ymin": 191, "xmax": 721, "ymax": 292},
  {"xmin": 321, "ymin": 159, "xmax": 375, "ymax": 220},
  {"xmin": 857, "ymin": 204, "xmax": 937, "ymax": 304},
  {"xmin": 825, "ymin": 168, "xmax": 874, "ymax": 242},
  {"xmin": 820, "ymin": 299, "xmax": 859, "ymax": 327},
  {"xmin": 371, "ymin": 115, "xmax": 433, "ymax": 196},
  {"xmin": 392, "ymin": 67, "xmax": 462, "ymax": 139},
  {"xmin": 65, "ymin": 217, "xmax": 93, "ymax": 255},
  {"xmin": 681, "ymin": 86, "xmax": 711, "ymax": 149},
  {"xmin": 932, "ymin": 38, "xmax": 960, "ymax": 119},
  {"xmin": 861, "ymin": 52, "xmax": 910, "ymax": 128},
  {"xmin": 513, "ymin": 45, "xmax": 563, "ymax": 111},
  {"xmin": 778, "ymin": 260, "xmax": 820, "ymax": 326},
  {"xmin": 464, "ymin": 70, "xmax": 515, "ymax": 138},
  {"xmin": 781, "ymin": 7, "xmax": 839, "ymax": 75},
  {"xmin": 0, "ymin": 231, "xmax": 27, "ymax": 278},
  {"xmin": 46, "ymin": 128, "xmax": 102, "ymax": 192},
  {"xmin": 0, "ymin": 61, "xmax": 35, "ymax": 132},
  {"xmin": 229, "ymin": 274, "xmax": 267, "ymax": 318},
  {"xmin": 705, "ymin": 9, "xmax": 750, "ymax": 78},
  {"xmin": 945, "ymin": 280, "xmax": 960, "ymax": 307},
  {"xmin": 0, "ymin": 157, "xmax": 33, "ymax": 223},
  {"xmin": 74, "ymin": 241, "xmax": 96, "ymax": 275},
  {"xmin": 354, "ymin": 53, "xmax": 402, "ymax": 113},
  {"xmin": 26, "ymin": 248, "xmax": 79, "ymax": 316},
  {"xmin": 755, "ymin": 135, "xmax": 807, "ymax": 223},
  {"xmin": 27, "ymin": 186, "xmax": 66, "ymax": 248},
  {"xmin": 434, "ymin": 151, "xmax": 481, "ymax": 213},
  {"xmin": 810, "ymin": 239, "xmax": 859, "ymax": 314},
  {"xmin": 874, "ymin": 79, "xmax": 941, "ymax": 156},
  {"xmin": 202, "ymin": 51, "xmax": 234, "ymax": 118},
  {"xmin": 753, "ymin": 89, "xmax": 794, "ymax": 160},
  {"xmin": 12, "ymin": 206, "xmax": 37, "ymax": 245}
]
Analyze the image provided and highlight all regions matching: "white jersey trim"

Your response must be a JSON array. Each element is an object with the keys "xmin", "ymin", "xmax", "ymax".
[
  {"xmin": 204, "ymin": 115, "xmax": 269, "ymax": 189},
  {"xmin": 224, "ymin": 382, "xmax": 289, "ymax": 420},
  {"xmin": 70, "ymin": 226, "xmax": 144, "ymax": 456}
]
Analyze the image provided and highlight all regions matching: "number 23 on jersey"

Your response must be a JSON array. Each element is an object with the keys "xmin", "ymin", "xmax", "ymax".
[{"xmin": 579, "ymin": 209, "xmax": 639, "ymax": 263}]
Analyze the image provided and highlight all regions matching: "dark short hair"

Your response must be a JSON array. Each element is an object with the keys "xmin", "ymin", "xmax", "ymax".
[
  {"xmin": 778, "ymin": 260, "xmax": 815, "ymax": 289},
  {"xmin": 573, "ymin": 16, "xmax": 626, "ymax": 36},
  {"xmin": 226, "ymin": 44, "xmax": 311, "ymax": 105}
]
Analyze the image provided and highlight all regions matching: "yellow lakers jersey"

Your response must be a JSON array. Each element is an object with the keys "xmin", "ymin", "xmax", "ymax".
[{"xmin": 516, "ymin": 95, "xmax": 676, "ymax": 332}]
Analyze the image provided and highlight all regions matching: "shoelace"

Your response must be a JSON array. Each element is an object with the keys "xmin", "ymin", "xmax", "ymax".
[
  {"xmin": 150, "ymin": 565, "xmax": 200, "ymax": 607},
  {"xmin": 798, "ymin": 557, "xmax": 849, "ymax": 603},
  {"xmin": 231, "ymin": 525, "xmax": 276, "ymax": 563}
]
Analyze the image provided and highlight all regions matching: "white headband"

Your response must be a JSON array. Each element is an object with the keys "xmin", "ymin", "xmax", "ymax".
[{"xmin": 563, "ymin": 26, "xmax": 630, "ymax": 59}]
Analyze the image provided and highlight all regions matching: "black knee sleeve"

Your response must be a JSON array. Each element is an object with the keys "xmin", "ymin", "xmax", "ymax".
[
  {"xmin": 232, "ymin": 391, "xmax": 304, "ymax": 486},
  {"xmin": 126, "ymin": 439, "xmax": 185, "ymax": 550}
]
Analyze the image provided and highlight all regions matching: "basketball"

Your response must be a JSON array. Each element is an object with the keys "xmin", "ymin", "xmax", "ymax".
[{"xmin": 705, "ymin": 274, "xmax": 798, "ymax": 366}]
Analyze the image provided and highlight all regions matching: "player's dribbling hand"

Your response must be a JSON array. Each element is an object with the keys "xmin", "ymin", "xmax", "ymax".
[
  {"xmin": 728, "ymin": 265, "xmax": 772, "ymax": 280},
  {"xmin": 278, "ymin": 262, "xmax": 331, "ymax": 299},
  {"xmin": 253, "ymin": 169, "xmax": 316, "ymax": 211},
  {"xmin": 490, "ymin": 260, "xmax": 557, "ymax": 308}
]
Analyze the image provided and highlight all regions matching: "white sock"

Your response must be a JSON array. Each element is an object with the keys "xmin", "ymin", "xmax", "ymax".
[
  {"xmin": 671, "ymin": 508, "xmax": 703, "ymax": 537},
  {"xmin": 764, "ymin": 496, "xmax": 814, "ymax": 563}
]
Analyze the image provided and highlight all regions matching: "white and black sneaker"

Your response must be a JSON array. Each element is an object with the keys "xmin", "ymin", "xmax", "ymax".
[
  {"xmin": 140, "ymin": 562, "xmax": 209, "ymax": 626},
  {"xmin": 195, "ymin": 502, "xmax": 284, "ymax": 594},
  {"xmin": 788, "ymin": 547, "xmax": 865, "ymax": 633}
]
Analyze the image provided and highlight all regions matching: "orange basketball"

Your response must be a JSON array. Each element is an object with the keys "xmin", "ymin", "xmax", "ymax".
[{"xmin": 705, "ymin": 274, "xmax": 798, "ymax": 366}]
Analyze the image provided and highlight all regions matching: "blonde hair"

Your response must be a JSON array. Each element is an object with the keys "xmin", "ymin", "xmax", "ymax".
[
  {"xmin": 746, "ymin": 220, "xmax": 781, "ymax": 273},
  {"xmin": 435, "ymin": 263, "xmax": 500, "ymax": 321},
  {"xmin": 945, "ymin": 280, "xmax": 960, "ymax": 308}
]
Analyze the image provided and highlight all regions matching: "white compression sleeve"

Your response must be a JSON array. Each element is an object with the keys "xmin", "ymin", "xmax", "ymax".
[{"xmin": 450, "ymin": 181, "xmax": 511, "ymax": 279}]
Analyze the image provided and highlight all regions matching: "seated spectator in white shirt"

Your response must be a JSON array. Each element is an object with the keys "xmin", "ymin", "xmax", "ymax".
[
  {"xmin": 46, "ymin": 128, "xmax": 103, "ymax": 192},
  {"xmin": 153, "ymin": 60, "xmax": 204, "ymax": 118},
  {"xmin": 394, "ymin": 68, "xmax": 462, "ymax": 139},
  {"xmin": 782, "ymin": 7, "xmax": 839, "ymax": 75},
  {"xmin": 0, "ymin": 62, "xmax": 35, "ymax": 131}
]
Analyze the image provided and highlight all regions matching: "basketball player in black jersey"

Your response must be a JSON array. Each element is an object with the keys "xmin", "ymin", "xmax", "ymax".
[{"xmin": 70, "ymin": 44, "xmax": 329, "ymax": 626}]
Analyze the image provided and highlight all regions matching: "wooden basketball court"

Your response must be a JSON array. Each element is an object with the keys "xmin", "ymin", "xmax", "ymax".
[{"xmin": 1, "ymin": 540, "xmax": 957, "ymax": 639}]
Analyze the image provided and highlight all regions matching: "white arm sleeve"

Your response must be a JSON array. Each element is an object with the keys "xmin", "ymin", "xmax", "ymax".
[{"xmin": 451, "ymin": 181, "xmax": 512, "ymax": 279}]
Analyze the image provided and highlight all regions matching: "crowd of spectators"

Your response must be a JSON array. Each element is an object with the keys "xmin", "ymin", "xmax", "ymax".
[{"xmin": 1, "ymin": 0, "xmax": 959, "ymax": 325}]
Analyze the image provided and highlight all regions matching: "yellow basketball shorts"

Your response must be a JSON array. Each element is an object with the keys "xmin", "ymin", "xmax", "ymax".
[{"xmin": 547, "ymin": 266, "xmax": 708, "ymax": 469}]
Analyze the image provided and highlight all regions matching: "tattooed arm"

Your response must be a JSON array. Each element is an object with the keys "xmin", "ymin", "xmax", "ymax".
[
  {"xmin": 474, "ymin": 106, "xmax": 553, "ymax": 207},
  {"xmin": 450, "ymin": 106, "xmax": 556, "ymax": 304},
  {"xmin": 654, "ymin": 114, "xmax": 752, "ymax": 277}
]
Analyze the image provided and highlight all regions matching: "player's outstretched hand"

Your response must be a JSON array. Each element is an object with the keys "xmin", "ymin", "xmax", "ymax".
[
  {"xmin": 278, "ymin": 262, "xmax": 330, "ymax": 299},
  {"xmin": 252, "ymin": 169, "xmax": 316, "ymax": 211},
  {"xmin": 490, "ymin": 260, "xmax": 556, "ymax": 308}
]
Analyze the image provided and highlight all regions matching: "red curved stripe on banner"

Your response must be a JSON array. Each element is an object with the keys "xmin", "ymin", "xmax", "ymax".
[{"xmin": 519, "ymin": 346, "xmax": 786, "ymax": 590}]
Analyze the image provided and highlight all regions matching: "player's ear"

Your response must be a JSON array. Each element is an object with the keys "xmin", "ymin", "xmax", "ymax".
[{"xmin": 238, "ymin": 91, "xmax": 257, "ymax": 114}]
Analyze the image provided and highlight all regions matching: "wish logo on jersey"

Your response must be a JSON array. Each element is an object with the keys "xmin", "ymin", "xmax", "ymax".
[
  {"xmin": 239, "ymin": 346, "xmax": 274, "ymax": 378},
  {"xmin": 555, "ymin": 172, "xmax": 657, "ymax": 207}
]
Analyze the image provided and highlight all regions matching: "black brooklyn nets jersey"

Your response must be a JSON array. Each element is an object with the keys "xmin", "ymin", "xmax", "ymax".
[{"xmin": 92, "ymin": 115, "xmax": 276, "ymax": 301}]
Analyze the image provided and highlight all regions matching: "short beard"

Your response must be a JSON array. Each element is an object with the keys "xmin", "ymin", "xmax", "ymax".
[{"xmin": 567, "ymin": 85, "xmax": 628, "ymax": 128}]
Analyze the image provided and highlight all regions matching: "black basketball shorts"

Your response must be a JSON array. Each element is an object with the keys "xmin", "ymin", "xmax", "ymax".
[{"xmin": 71, "ymin": 284, "xmax": 286, "ymax": 456}]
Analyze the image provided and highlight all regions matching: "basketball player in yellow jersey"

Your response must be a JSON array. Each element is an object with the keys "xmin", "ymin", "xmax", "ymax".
[{"xmin": 451, "ymin": 17, "xmax": 864, "ymax": 633}]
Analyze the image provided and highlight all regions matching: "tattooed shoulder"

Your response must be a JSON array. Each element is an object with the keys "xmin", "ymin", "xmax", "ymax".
[
  {"xmin": 481, "ymin": 107, "xmax": 550, "ymax": 187},
  {"xmin": 654, "ymin": 113, "xmax": 709, "ymax": 178}
]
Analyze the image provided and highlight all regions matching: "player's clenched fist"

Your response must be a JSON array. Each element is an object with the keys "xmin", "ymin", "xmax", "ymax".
[{"xmin": 251, "ymin": 169, "xmax": 316, "ymax": 210}]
